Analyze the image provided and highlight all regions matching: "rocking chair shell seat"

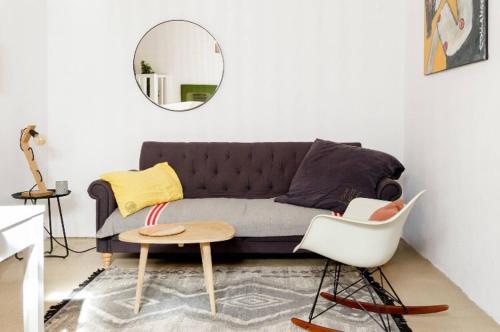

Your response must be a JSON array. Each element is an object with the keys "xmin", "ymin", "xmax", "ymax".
[{"xmin": 294, "ymin": 191, "xmax": 425, "ymax": 268}]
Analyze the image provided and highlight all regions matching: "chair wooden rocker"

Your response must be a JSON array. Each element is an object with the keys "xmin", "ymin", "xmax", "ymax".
[{"xmin": 291, "ymin": 191, "xmax": 448, "ymax": 332}]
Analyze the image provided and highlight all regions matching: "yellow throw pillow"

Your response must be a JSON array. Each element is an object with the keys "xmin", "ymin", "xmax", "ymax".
[{"xmin": 101, "ymin": 162, "xmax": 183, "ymax": 217}]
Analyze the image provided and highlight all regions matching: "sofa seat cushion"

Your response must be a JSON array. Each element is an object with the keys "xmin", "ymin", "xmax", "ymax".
[{"xmin": 96, "ymin": 198, "xmax": 329, "ymax": 238}]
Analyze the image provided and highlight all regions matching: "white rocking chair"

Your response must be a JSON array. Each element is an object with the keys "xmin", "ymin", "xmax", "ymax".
[{"xmin": 291, "ymin": 191, "xmax": 448, "ymax": 332}]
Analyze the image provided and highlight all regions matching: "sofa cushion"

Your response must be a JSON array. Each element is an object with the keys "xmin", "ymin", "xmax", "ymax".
[
  {"xmin": 96, "ymin": 198, "xmax": 330, "ymax": 238},
  {"xmin": 275, "ymin": 139, "xmax": 404, "ymax": 212},
  {"xmin": 369, "ymin": 199, "xmax": 404, "ymax": 221},
  {"xmin": 100, "ymin": 162, "xmax": 183, "ymax": 217}
]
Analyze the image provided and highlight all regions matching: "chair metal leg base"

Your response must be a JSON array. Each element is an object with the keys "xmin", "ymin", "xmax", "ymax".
[
  {"xmin": 291, "ymin": 317, "xmax": 342, "ymax": 332},
  {"xmin": 308, "ymin": 259, "xmax": 331, "ymax": 322},
  {"xmin": 315, "ymin": 266, "xmax": 449, "ymax": 332},
  {"xmin": 292, "ymin": 260, "xmax": 344, "ymax": 331},
  {"xmin": 293, "ymin": 264, "xmax": 449, "ymax": 332}
]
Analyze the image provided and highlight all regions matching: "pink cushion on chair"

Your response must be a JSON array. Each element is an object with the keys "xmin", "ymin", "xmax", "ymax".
[{"xmin": 369, "ymin": 199, "xmax": 404, "ymax": 221}]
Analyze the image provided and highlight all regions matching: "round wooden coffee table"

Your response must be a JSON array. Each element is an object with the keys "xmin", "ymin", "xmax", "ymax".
[{"xmin": 119, "ymin": 221, "xmax": 235, "ymax": 316}]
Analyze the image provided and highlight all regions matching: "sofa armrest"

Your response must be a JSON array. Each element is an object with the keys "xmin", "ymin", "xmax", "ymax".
[
  {"xmin": 376, "ymin": 177, "xmax": 402, "ymax": 201},
  {"xmin": 88, "ymin": 180, "xmax": 117, "ymax": 232}
]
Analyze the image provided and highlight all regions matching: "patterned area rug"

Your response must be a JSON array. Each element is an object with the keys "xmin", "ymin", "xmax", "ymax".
[{"xmin": 45, "ymin": 265, "xmax": 410, "ymax": 331}]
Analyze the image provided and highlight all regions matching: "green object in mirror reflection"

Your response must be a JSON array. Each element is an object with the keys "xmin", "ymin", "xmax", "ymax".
[{"xmin": 181, "ymin": 84, "xmax": 217, "ymax": 102}]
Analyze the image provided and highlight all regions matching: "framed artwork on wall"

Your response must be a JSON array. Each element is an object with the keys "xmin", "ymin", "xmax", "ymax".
[{"xmin": 424, "ymin": 0, "xmax": 488, "ymax": 75}]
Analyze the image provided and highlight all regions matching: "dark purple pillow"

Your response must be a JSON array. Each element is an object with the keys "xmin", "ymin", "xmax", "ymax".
[{"xmin": 275, "ymin": 139, "xmax": 404, "ymax": 212}]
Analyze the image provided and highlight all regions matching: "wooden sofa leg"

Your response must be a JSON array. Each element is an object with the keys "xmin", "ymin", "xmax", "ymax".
[{"xmin": 102, "ymin": 253, "xmax": 112, "ymax": 268}]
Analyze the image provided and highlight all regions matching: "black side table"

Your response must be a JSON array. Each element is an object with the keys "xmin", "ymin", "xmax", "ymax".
[{"xmin": 12, "ymin": 189, "xmax": 71, "ymax": 258}]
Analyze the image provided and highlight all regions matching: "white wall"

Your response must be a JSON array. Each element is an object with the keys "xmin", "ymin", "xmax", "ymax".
[
  {"xmin": 403, "ymin": 1, "xmax": 500, "ymax": 323},
  {"xmin": 46, "ymin": 0, "xmax": 405, "ymax": 237},
  {"xmin": 0, "ymin": 0, "xmax": 47, "ymax": 204}
]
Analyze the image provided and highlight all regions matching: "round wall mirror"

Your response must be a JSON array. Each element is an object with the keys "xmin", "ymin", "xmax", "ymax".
[{"xmin": 133, "ymin": 20, "xmax": 224, "ymax": 112}]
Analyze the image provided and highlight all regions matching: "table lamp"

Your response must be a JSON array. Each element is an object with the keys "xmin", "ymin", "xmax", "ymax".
[{"xmin": 19, "ymin": 124, "xmax": 52, "ymax": 198}]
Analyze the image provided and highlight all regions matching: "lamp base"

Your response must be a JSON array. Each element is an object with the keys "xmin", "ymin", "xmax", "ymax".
[{"xmin": 20, "ymin": 190, "xmax": 53, "ymax": 198}]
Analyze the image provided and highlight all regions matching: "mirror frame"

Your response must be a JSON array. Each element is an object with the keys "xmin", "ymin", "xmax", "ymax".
[{"xmin": 133, "ymin": 19, "xmax": 225, "ymax": 112}]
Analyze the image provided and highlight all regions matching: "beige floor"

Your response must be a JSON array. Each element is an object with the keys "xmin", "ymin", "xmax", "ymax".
[{"xmin": 0, "ymin": 239, "xmax": 498, "ymax": 332}]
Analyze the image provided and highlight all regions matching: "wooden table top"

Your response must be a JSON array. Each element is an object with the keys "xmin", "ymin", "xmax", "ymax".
[{"xmin": 118, "ymin": 221, "xmax": 235, "ymax": 245}]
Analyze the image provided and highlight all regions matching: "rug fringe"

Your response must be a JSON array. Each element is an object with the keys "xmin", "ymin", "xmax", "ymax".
[{"xmin": 44, "ymin": 268, "xmax": 105, "ymax": 323}]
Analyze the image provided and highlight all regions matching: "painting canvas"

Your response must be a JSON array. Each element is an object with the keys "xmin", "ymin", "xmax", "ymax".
[{"xmin": 424, "ymin": 0, "xmax": 488, "ymax": 75}]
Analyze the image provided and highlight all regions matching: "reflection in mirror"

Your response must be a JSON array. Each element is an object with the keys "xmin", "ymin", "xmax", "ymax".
[{"xmin": 133, "ymin": 20, "xmax": 224, "ymax": 112}]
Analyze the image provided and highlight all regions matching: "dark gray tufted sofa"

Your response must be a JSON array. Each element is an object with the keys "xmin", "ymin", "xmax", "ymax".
[{"xmin": 88, "ymin": 142, "xmax": 402, "ymax": 260}]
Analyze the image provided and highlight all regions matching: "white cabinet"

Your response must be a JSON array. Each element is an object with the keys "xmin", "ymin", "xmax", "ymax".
[{"xmin": 0, "ymin": 206, "xmax": 45, "ymax": 332}]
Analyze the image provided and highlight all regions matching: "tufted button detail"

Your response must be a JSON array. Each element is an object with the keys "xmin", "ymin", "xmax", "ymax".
[
  {"xmin": 205, "ymin": 154, "xmax": 209, "ymax": 160},
  {"xmin": 247, "ymin": 185, "xmax": 251, "ymax": 190},
  {"xmin": 226, "ymin": 153, "xmax": 230, "ymax": 160},
  {"xmin": 236, "ymin": 169, "xmax": 241, "ymax": 175},
  {"xmin": 258, "ymin": 169, "xmax": 263, "ymax": 175},
  {"xmin": 224, "ymin": 185, "xmax": 228, "ymax": 191}
]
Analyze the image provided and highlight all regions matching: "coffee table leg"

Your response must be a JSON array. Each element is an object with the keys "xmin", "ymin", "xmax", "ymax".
[
  {"xmin": 134, "ymin": 243, "xmax": 149, "ymax": 314},
  {"xmin": 200, "ymin": 242, "xmax": 216, "ymax": 317}
]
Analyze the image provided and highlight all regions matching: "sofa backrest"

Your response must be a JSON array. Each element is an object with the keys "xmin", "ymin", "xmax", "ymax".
[{"xmin": 140, "ymin": 142, "xmax": 360, "ymax": 199}]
